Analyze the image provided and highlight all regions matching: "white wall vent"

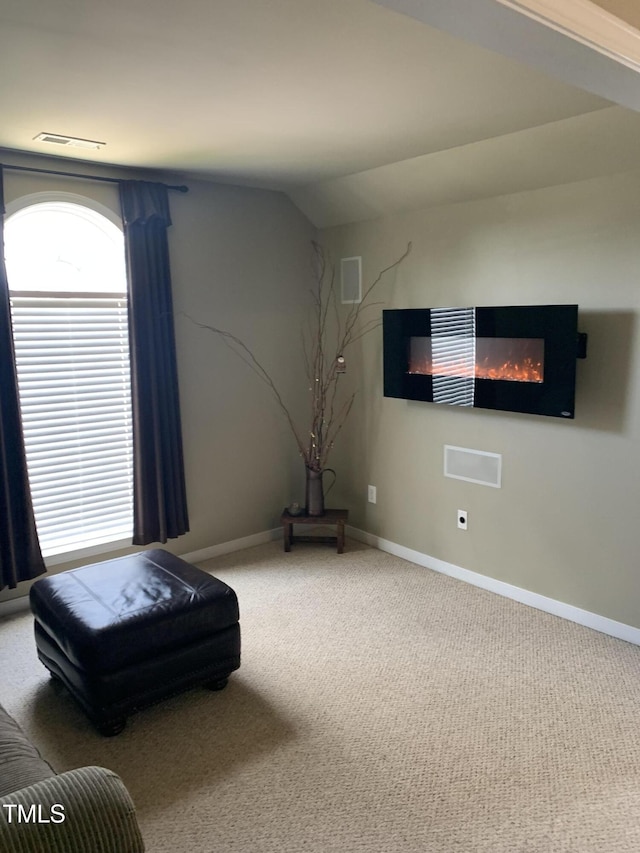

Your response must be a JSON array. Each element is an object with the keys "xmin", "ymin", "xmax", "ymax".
[
  {"xmin": 34, "ymin": 133, "xmax": 105, "ymax": 149},
  {"xmin": 444, "ymin": 445, "xmax": 502, "ymax": 488},
  {"xmin": 341, "ymin": 256, "xmax": 362, "ymax": 304}
]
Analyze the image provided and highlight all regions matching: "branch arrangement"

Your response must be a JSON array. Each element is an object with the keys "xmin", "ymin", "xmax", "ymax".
[{"xmin": 187, "ymin": 241, "xmax": 411, "ymax": 472}]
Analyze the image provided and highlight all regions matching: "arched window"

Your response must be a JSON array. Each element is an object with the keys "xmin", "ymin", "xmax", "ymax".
[{"xmin": 4, "ymin": 195, "xmax": 133, "ymax": 558}]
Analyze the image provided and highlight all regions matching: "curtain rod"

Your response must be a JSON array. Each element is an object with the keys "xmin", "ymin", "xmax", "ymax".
[{"xmin": 2, "ymin": 163, "xmax": 189, "ymax": 193}]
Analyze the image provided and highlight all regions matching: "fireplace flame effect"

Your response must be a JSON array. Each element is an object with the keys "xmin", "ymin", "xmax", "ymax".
[
  {"xmin": 407, "ymin": 337, "xmax": 545, "ymax": 384},
  {"xmin": 408, "ymin": 357, "xmax": 543, "ymax": 383},
  {"xmin": 477, "ymin": 357, "xmax": 543, "ymax": 383}
]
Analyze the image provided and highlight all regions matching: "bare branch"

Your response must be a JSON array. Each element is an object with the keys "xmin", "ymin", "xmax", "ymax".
[
  {"xmin": 343, "ymin": 242, "xmax": 412, "ymax": 344},
  {"xmin": 181, "ymin": 240, "xmax": 411, "ymax": 477},
  {"xmin": 181, "ymin": 313, "xmax": 307, "ymax": 459}
]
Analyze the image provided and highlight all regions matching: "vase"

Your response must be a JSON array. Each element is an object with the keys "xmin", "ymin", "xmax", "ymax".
[{"xmin": 305, "ymin": 466, "xmax": 336, "ymax": 517}]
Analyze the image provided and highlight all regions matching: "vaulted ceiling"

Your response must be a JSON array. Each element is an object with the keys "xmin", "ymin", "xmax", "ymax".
[{"xmin": 1, "ymin": 0, "xmax": 640, "ymax": 226}]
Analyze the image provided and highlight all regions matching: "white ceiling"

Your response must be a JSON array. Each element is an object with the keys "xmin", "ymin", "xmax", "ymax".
[{"xmin": 1, "ymin": 0, "xmax": 640, "ymax": 225}]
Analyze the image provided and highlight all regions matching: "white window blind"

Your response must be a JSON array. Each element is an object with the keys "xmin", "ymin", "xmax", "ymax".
[
  {"xmin": 11, "ymin": 293, "xmax": 133, "ymax": 555},
  {"xmin": 9, "ymin": 294, "xmax": 134, "ymax": 556},
  {"xmin": 5, "ymin": 198, "xmax": 133, "ymax": 560}
]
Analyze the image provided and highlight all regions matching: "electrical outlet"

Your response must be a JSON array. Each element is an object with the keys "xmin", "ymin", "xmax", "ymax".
[
  {"xmin": 368, "ymin": 485, "xmax": 377, "ymax": 504},
  {"xmin": 457, "ymin": 509, "xmax": 468, "ymax": 530}
]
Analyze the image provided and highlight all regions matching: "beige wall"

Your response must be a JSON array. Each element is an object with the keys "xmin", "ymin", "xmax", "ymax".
[
  {"xmin": 168, "ymin": 176, "xmax": 315, "ymax": 547},
  {"xmin": 323, "ymin": 168, "xmax": 640, "ymax": 628},
  {"xmin": 0, "ymin": 150, "xmax": 316, "ymax": 598}
]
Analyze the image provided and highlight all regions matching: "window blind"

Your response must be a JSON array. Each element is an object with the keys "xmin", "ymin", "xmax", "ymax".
[{"xmin": 9, "ymin": 294, "xmax": 133, "ymax": 556}]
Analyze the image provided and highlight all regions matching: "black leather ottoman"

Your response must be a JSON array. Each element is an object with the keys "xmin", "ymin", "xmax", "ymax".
[{"xmin": 29, "ymin": 549, "xmax": 241, "ymax": 736}]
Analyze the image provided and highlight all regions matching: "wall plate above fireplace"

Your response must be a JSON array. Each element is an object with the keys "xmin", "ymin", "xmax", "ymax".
[{"xmin": 383, "ymin": 305, "xmax": 584, "ymax": 419}]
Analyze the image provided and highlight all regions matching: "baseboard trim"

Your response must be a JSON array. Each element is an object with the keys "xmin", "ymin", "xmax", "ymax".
[
  {"xmin": 347, "ymin": 525, "xmax": 640, "ymax": 646},
  {"xmin": 180, "ymin": 528, "xmax": 281, "ymax": 565},
  {"xmin": 0, "ymin": 596, "xmax": 31, "ymax": 618},
  {"xmin": 4, "ymin": 524, "xmax": 637, "ymax": 646}
]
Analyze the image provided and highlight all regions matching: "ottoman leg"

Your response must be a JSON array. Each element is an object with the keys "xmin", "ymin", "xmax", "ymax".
[
  {"xmin": 96, "ymin": 716, "xmax": 127, "ymax": 737},
  {"xmin": 205, "ymin": 677, "xmax": 229, "ymax": 691}
]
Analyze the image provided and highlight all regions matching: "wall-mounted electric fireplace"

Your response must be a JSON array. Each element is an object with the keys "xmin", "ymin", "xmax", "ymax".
[{"xmin": 383, "ymin": 305, "xmax": 586, "ymax": 418}]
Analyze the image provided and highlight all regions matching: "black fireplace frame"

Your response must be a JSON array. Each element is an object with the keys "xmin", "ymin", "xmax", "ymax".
[{"xmin": 382, "ymin": 305, "xmax": 586, "ymax": 419}]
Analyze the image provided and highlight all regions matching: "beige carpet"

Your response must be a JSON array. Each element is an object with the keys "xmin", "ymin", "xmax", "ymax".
[{"xmin": 1, "ymin": 539, "xmax": 640, "ymax": 852}]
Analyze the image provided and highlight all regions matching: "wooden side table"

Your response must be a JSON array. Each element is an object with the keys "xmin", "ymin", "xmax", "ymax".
[{"xmin": 281, "ymin": 508, "xmax": 348, "ymax": 554}]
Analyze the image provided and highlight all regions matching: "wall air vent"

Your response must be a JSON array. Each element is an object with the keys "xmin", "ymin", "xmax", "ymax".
[
  {"xmin": 34, "ymin": 133, "xmax": 105, "ymax": 150},
  {"xmin": 341, "ymin": 256, "xmax": 362, "ymax": 304},
  {"xmin": 444, "ymin": 445, "xmax": 502, "ymax": 488}
]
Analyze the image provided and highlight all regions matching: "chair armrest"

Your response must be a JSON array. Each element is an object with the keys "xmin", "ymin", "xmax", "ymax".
[{"xmin": 0, "ymin": 765, "xmax": 144, "ymax": 852}]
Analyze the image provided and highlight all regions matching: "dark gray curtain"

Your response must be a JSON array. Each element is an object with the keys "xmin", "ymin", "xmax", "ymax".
[
  {"xmin": 0, "ymin": 166, "xmax": 46, "ymax": 588},
  {"xmin": 119, "ymin": 180, "xmax": 189, "ymax": 545}
]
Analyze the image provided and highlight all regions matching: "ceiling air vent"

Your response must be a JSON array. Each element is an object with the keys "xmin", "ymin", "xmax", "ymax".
[{"xmin": 34, "ymin": 132, "xmax": 105, "ymax": 149}]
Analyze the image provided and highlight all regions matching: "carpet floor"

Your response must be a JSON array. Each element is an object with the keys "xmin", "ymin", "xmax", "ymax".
[{"xmin": 1, "ymin": 539, "xmax": 640, "ymax": 852}]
